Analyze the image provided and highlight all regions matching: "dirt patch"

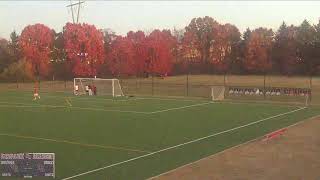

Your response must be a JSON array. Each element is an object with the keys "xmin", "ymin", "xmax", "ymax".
[{"xmin": 152, "ymin": 115, "xmax": 320, "ymax": 180}]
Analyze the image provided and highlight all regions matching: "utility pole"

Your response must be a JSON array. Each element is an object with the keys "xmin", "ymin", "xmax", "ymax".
[{"xmin": 66, "ymin": 0, "xmax": 85, "ymax": 23}]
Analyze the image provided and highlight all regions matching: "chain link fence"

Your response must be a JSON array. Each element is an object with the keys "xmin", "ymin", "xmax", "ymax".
[
  {"xmin": 120, "ymin": 75, "xmax": 317, "ymax": 105},
  {"xmin": 0, "ymin": 75, "xmax": 318, "ymax": 105}
]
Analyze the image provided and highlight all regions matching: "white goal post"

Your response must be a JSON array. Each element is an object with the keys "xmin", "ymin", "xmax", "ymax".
[
  {"xmin": 73, "ymin": 78, "xmax": 124, "ymax": 97},
  {"xmin": 211, "ymin": 86, "xmax": 225, "ymax": 101}
]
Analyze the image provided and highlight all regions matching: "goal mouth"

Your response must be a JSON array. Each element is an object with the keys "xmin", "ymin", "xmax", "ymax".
[
  {"xmin": 211, "ymin": 86, "xmax": 226, "ymax": 101},
  {"xmin": 73, "ymin": 78, "xmax": 124, "ymax": 97}
]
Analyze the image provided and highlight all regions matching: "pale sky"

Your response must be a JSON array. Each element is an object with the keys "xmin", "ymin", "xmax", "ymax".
[{"xmin": 0, "ymin": 1, "xmax": 319, "ymax": 39}]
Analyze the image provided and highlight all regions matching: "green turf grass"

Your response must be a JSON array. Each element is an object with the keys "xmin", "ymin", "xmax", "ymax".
[{"xmin": 0, "ymin": 91, "xmax": 318, "ymax": 179}]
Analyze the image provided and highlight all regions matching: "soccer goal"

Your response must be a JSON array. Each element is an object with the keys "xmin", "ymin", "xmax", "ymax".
[
  {"xmin": 211, "ymin": 86, "xmax": 225, "ymax": 101},
  {"xmin": 73, "ymin": 78, "xmax": 124, "ymax": 97}
]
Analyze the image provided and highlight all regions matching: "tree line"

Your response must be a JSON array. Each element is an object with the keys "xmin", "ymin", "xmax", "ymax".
[{"xmin": 0, "ymin": 16, "xmax": 319, "ymax": 82}]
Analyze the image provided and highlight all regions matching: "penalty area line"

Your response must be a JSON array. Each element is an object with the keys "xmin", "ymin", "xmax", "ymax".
[
  {"xmin": 0, "ymin": 101, "xmax": 215, "ymax": 115},
  {"xmin": 61, "ymin": 106, "xmax": 306, "ymax": 180},
  {"xmin": 0, "ymin": 133, "xmax": 151, "ymax": 154},
  {"xmin": 0, "ymin": 101, "xmax": 148, "ymax": 114},
  {"xmin": 148, "ymin": 101, "xmax": 214, "ymax": 114}
]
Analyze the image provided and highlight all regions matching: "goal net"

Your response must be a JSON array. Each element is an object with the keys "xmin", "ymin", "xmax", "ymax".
[
  {"xmin": 211, "ymin": 86, "xmax": 225, "ymax": 101},
  {"xmin": 73, "ymin": 78, "xmax": 124, "ymax": 97}
]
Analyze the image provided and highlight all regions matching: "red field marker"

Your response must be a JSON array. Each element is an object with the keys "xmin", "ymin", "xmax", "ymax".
[{"xmin": 263, "ymin": 128, "xmax": 287, "ymax": 141}]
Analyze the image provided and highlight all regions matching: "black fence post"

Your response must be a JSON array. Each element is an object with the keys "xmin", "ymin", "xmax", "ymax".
[
  {"xmin": 309, "ymin": 75, "xmax": 313, "ymax": 103},
  {"xmin": 16, "ymin": 76, "xmax": 18, "ymax": 89},
  {"xmin": 152, "ymin": 74, "xmax": 154, "ymax": 96},
  {"xmin": 186, "ymin": 73, "xmax": 189, "ymax": 96},
  {"xmin": 38, "ymin": 76, "xmax": 41, "ymax": 90},
  {"xmin": 135, "ymin": 78, "xmax": 138, "ymax": 94},
  {"xmin": 263, "ymin": 73, "xmax": 266, "ymax": 100},
  {"xmin": 52, "ymin": 75, "xmax": 54, "ymax": 90}
]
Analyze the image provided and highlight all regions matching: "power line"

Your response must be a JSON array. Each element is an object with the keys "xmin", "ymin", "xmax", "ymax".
[{"xmin": 66, "ymin": 0, "xmax": 85, "ymax": 23}]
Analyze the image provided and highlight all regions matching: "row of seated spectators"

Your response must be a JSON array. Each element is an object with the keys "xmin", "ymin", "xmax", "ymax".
[
  {"xmin": 228, "ymin": 87, "xmax": 311, "ymax": 96},
  {"xmin": 282, "ymin": 88, "xmax": 311, "ymax": 96},
  {"xmin": 229, "ymin": 88, "xmax": 263, "ymax": 96}
]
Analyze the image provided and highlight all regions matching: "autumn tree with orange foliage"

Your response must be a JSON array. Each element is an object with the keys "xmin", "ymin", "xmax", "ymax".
[
  {"xmin": 209, "ymin": 23, "xmax": 241, "ymax": 72},
  {"xmin": 244, "ymin": 28, "xmax": 274, "ymax": 73},
  {"xmin": 4, "ymin": 16, "xmax": 320, "ymax": 82},
  {"xmin": 63, "ymin": 23, "xmax": 105, "ymax": 77},
  {"xmin": 19, "ymin": 23, "xmax": 53, "ymax": 78},
  {"xmin": 107, "ymin": 36, "xmax": 136, "ymax": 76},
  {"xmin": 184, "ymin": 16, "xmax": 220, "ymax": 66},
  {"xmin": 127, "ymin": 31, "xmax": 148, "ymax": 76},
  {"xmin": 146, "ymin": 29, "xmax": 176, "ymax": 76}
]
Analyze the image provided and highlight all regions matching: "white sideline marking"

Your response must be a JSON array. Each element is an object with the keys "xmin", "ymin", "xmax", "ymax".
[
  {"xmin": 0, "ymin": 100, "xmax": 215, "ymax": 115},
  {"xmin": 148, "ymin": 101, "xmax": 214, "ymax": 114},
  {"xmin": 148, "ymin": 112, "xmax": 320, "ymax": 179},
  {"xmin": 33, "ymin": 95, "xmax": 204, "ymax": 103},
  {"xmin": 1, "ymin": 94, "xmax": 133, "ymax": 102},
  {"xmin": 216, "ymin": 100, "xmax": 304, "ymax": 108},
  {"xmin": 58, "ymin": 96, "xmax": 131, "ymax": 102},
  {"xmin": 0, "ymin": 101, "xmax": 148, "ymax": 114},
  {"xmin": 61, "ymin": 106, "xmax": 306, "ymax": 180},
  {"xmin": 0, "ymin": 133, "xmax": 151, "ymax": 153},
  {"xmin": 0, "ymin": 105, "xmax": 42, "ymax": 108},
  {"xmin": 43, "ymin": 95, "xmax": 204, "ymax": 103},
  {"xmin": 134, "ymin": 97, "xmax": 207, "ymax": 102}
]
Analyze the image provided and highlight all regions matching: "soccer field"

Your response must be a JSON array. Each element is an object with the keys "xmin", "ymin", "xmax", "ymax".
[{"xmin": 0, "ymin": 91, "xmax": 318, "ymax": 179}]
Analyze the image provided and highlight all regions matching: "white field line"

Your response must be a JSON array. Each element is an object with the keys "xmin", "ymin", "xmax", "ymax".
[
  {"xmin": 55, "ymin": 96, "xmax": 132, "ymax": 102},
  {"xmin": 2, "ymin": 94, "xmax": 305, "ymax": 114},
  {"xmin": 135, "ymin": 97, "xmax": 301, "ymax": 109},
  {"xmin": 0, "ymin": 94, "xmax": 134, "ymax": 102},
  {"xmin": 43, "ymin": 95, "xmax": 204, "ymax": 103},
  {"xmin": 0, "ymin": 101, "xmax": 148, "ymax": 114},
  {"xmin": 0, "ymin": 133, "xmax": 151, "ymax": 154},
  {"xmin": 214, "ymin": 100, "xmax": 303, "ymax": 108},
  {"xmin": 148, "ymin": 112, "xmax": 320, "ymax": 179},
  {"xmin": 0, "ymin": 101, "xmax": 42, "ymax": 106},
  {"xmin": 0, "ymin": 101, "xmax": 212, "ymax": 115},
  {"xmin": 61, "ymin": 106, "xmax": 306, "ymax": 180},
  {"xmin": 45, "ymin": 94, "xmax": 139, "ymax": 102},
  {"xmin": 133, "ymin": 97, "xmax": 208, "ymax": 102},
  {"xmin": 0, "ymin": 100, "xmax": 215, "ymax": 115},
  {"xmin": 0, "ymin": 105, "xmax": 43, "ymax": 108},
  {"xmin": 4, "ymin": 91, "xmax": 316, "ymax": 106},
  {"xmin": 64, "ymin": 95, "xmax": 308, "ymax": 108},
  {"xmin": 46, "ymin": 95, "xmax": 208, "ymax": 103},
  {"xmin": 148, "ymin": 101, "xmax": 214, "ymax": 114}
]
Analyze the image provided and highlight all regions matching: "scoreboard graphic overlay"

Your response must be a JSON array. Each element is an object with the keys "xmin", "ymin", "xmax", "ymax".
[{"xmin": 0, "ymin": 153, "xmax": 55, "ymax": 178}]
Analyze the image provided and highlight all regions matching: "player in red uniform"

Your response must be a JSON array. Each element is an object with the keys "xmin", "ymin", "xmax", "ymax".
[{"xmin": 33, "ymin": 82, "xmax": 40, "ymax": 100}]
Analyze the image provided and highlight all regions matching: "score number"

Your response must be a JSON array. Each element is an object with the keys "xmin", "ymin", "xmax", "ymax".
[{"xmin": 0, "ymin": 153, "xmax": 55, "ymax": 178}]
